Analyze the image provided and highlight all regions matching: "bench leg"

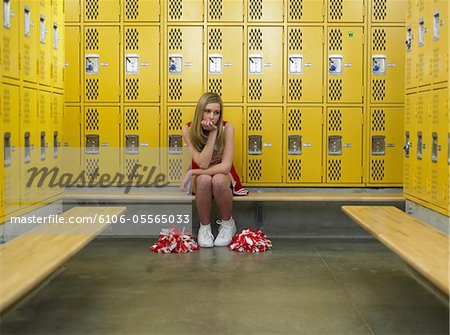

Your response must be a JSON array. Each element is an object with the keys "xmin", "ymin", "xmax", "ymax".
[{"xmin": 255, "ymin": 202, "xmax": 264, "ymax": 229}]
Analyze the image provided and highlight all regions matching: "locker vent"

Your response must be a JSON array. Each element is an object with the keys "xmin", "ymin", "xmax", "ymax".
[
  {"xmin": 417, "ymin": 96, "xmax": 424, "ymax": 124},
  {"xmin": 249, "ymin": 0, "xmax": 263, "ymax": 20},
  {"xmin": 53, "ymin": 97, "xmax": 59, "ymax": 125},
  {"xmin": 52, "ymin": 55, "xmax": 58, "ymax": 83},
  {"xmin": 23, "ymin": 91, "xmax": 30, "ymax": 125},
  {"xmin": 329, "ymin": 29, "xmax": 342, "ymax": 51},
  {"xmin": 327, "ymin": 159, "xmax": 342, "ymax": 181},
  {"xmin": 249, "ymin": 109, "xmax": 262, "ymax": 131},
  {"xmin": 432, "ymin": 94, "xmax": 439, "ymax": 124},
  {"xmin": 405, "ymin": 97, "xmax": 411, "ymax": 124},
  {"xmin": 288, "ymin": 159, "xmax": 302, "ymax": 181},
  {"xmin": 417, "ymin": 54, "xmax": 424, "ymax": 82},
  {"xmin": 406, "ymin": 58, "xmax": 412, "ymax": 85},
  {"xmin": 249, "ymin": 29, "xmax": 263, "ymax": 50},
  {"xmin": 329, "ymin": 0, "xmax": 343, "ymax": 20},
  {"xmin": 86, "ymin": 158, "xmax": 100, "ymax": 180},
  {"xmin": 433, "ymin": 47, "xmax": 440, "ymax": 80},
  {"xmin": 248, "ymin": 79, "xmax": 263, "ymax": 101},
  {"xmin": 168, "ymin": 0, "xmax": 183, "ymax": 20},
  {"xmin": 289, "ymin": 0, "xmax": 303, "ymax": 20},
  {"xmin": 373, "ymin": 0, "xmax": 387, "ymax": 20},
  {"xmin": 373, "ymin": 29, "xmax": 386, "ymax": 50},
  {"xmin": 168, "ymin": 108, "xmax": 182, "ymax": 131},
  {"xmin": 418, "ymin": 0, "xmax": 425, "ymax": 12},
  {"xmin": 86, "ymin": 79, "xmax": 100, "ymax": 100},
  {"xmin": 371, "ymin": 159, "xmax": 385, "ymax": 181},
  {"xmin": 289, "ymin": 29, "xmax": 303, "ymax": 50},
  {"xmin": 24, "ymin": 45, "xmax": 31, "ymax": 76},
  {"xmin": 126, "ymin": 28, "xmax": 139, "ymax": 50},
  {"xmin": 328, "ymin": 79, "xmax": 343, "ymax": 101},
  {"xmin": 86, "ymin": 109, "xmax": 99, "ymax": 131},
  {"xmin": 209, "ymin": 28, "xmax": 223, "ymax": 50},
  {"xmin": 372, "ymin": 109, "xmax": 386, "ymax": 131},
  {"xmin": 126, "ymin": 109, "xmax": 139, "ymax": 130},
  {"xmin": 168, "ymin": 158, "xmax": 182, "ymax": 180},
  {"xmin": 209, "ymin": 0, "xmax": 223, "ymax": 20},
  {"xmin": 431, "ymin": 170, "xmax": 438, "ymax": 201},
  {"xmin": 39, "ymin": 51, "xmax": 46, "ymax": 81},
  {"xmin": 39, "ymin": 97, "xmax": 46, "ymax": 124},
  {"xmin": 289, "ymin": 79, "xmax": 303, "ymax": 101},
  {"xmin": 416, "ymin": 166, "xmax": 423, "ymax": 193},
  {"xmin": 3, "ymin": 89, "xmax": 10, "ymax": 123},
  {"xmin": 168, "ymin": 28, "xmax": 182, "ymax": 50},
  {"xmin": 208, "ymin": 79, "xmax": 223, "ymax": 97},
  {"xmin": 86, "ymin": 29, "xmax": 99, "ymax": 50},
  {"xmin": 126, "ymin": 79, "xmax": 140, "ymax": 100},
  {"xmin": 3, "ymin": 37, "xmax": 10, "ymax": 72},
  {"xmin": 169, "ymin": 79, "xmax": 182, "ymax": 100},
  {"xmin": 248, "ymin": 159, "xmax": 262, "ymax": 181},
  {"xmin": 125, "ymin": 0, "xmax": 139, "ymax": 20},
  {"xmin": 328, "ymin": 109, "xmax": 342, "ymax": 131},
  {"xmin": 86, "ymin": 0, "xmax": 99, "ymax": 20},
  {"xmin": 288, "ymin": 109, "xmax": 302, "ymax": 131},
  {"xmin": 407, "ymin": 0, "xmax": 413, "ymax": 20},
  {"xmin": 126, "ymin": 159, "xmax": 140, "ymax": 179},
  {"xmin": 372, "ymin": 80, "xmax": 386, "ymax": 101},
  {"xmin": 404, "ymin": 163, "xmax": 410, "ymax": 189}
]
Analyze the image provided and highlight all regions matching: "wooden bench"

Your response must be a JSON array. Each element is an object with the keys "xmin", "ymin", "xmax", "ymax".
[
  {"xmin": 0, "ymin": 206, "xmax": 127, "ymax": 314},
  {"xmin": 342, "ymin": 206, "xmax": 449, "ymax": 295}
]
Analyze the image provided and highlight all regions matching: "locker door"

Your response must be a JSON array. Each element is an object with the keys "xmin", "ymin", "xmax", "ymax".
[
  {"xmin": 52, "ymin": 0, "xmax": 64, "ymax": 90},
  {"xmin": 328, "ymin": 0, "xmax": 364, "ymax": 23},
  {"xmin": 285, "ymin": 107, "xmax": 322, "ymax": 183},
  {"xmin": 84, "ymin": 26, "xmax": 120, "ymax": 103},
  {"xmin": 65, "ymin": 0, "xmax": 80, "ymax": 22},
  {"xmin": 403, "ymin": 94, "xmax": 416, "ymax": 196},
  {"xmin": 38, "ymin": 0, "xmax": 52, "ymax": 87},
  {"xmin": 246, "ymin": 107, "xmax": 282, "ymax": 184},
  {"xmin": 48, "ymin": 93, "xmax": 63, "ymax": 199},
  {"xmin": 21, "ymin": 0, "xmax": 38, "ymax": 84},
  {"xmin": 288, "ymin": 0, "xmax": 324, "ymax": 22},
  {"xmin": 167, "ymin": 0, "xmax": 203, "ymax": 22},
  {"xmin": 369, "ymin": 108, "xmax": 404, "ymax": 184},
  {"xmin": 62, "ymin": 106, "xmax": 82, "ymax": 178},
  {"xmin": 287, "ymin": 26, "xmax": 323, "ymax": 103},
  {"xmin": 124, "ymin": 26, "xmax": 160, "ymax": 102},
  {"xmin": 416, "ymin": 0, "xmax": 433, "ymax": 87},
  {"xmin": 38, "ymin": 90, "xmax": 52, "ymax": 200},
  {"xmin": 326, "ymin": 108, "xmax": 362, "ymax": 184},
  {"xmin": 208, "ymin": 0, "xmax": 243, "ymax": 22},
  {"xmin": 414, "ymin": 91, "xmax": 431, "ymax": 199},
  {"xmin": 223, "ymin": 107, "xmax": 243, "ymax": 179},
  {"xmin": 371, "ymin": 0, "xmax": 407, "ymax": 23},
  {"xmin": 3, "ymin": 0, "xmax": 20, "ymax": 80},
  {"xmin": 84, "ymin": 0, "xmax": 120, "ymax": 22},
  {"xmin": 65, "ymin": 26, "xmax": 80, "ymax": 102},
  {"xmin": 124, "ymin": 0, "xmax": 160, "ymax": 22},
  {"xmin": 431, "ymin": 0, "xmax": 447, "ymax": 85},
  {"xmin": 248, "ymin": 0, "xmax": 283, "ymax": 22},
  {"xmin": 405, "ymin": 0, "xmax": 417, "ymax": 89},
  {"xmin": 207, "ymin": 26, "xmax": 243, "ymax": 103},
  {"xmin": 167, "ymin": 27, "xmax": 203, "ymax": 103}
]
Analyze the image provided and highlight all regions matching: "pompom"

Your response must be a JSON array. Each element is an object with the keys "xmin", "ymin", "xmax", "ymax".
[
  {"xmin": 150, "ymin": 226, "xmax": 200, "ymax": 254},
  {"xmin": 228, "ymin": 228, "xmax": 272, "ymax": 253}
]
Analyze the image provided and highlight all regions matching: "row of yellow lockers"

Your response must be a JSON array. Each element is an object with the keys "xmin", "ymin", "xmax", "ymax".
[
  {"xmin": 405, "ymin": 0, "xmax": 448, "ymax": 89},
  {"xmin": 65, "ymin": 25, "xmax": 405, "ymax": 104},
  {"xmin": 65, "ymin": 0, "xmax": 406, "ymax": 23},
  {"xmin": 2, "ymin": 0, "xmax": 65, "ymax": 88},
  {"xmin": 1, "ymin": 83, "xmax": 64, "ymax": 220},
  {"xmin": 60, "ymin": 105, "xmax": 403, "ymax": 187}
]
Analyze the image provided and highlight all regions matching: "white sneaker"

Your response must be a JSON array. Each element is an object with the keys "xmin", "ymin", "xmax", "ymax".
[
  {"xmin": 214, "ymin": 218, "xmax": 237, "ymax": 247},
  {"xmin": 197, "ymin": 224, "xmax": 214, "ymax": 248}
]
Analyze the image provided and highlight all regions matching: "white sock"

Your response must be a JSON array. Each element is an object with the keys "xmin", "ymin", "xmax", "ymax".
[
  {"xmin": 221, "ymin": 217, "xmax": 234, "ymax": 225},
  {"xmin": 199, "ymin": 223, "xmax": 211, "ymax": 230}
]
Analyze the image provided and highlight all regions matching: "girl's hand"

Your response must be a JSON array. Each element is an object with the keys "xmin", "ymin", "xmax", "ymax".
[
  {"xmin": 180, "ymin": 169, "xmax": 193, "ymax": 194},
  {"xmin": 201, "ymin": 120, "xmax": 217, "ymax": 132}
]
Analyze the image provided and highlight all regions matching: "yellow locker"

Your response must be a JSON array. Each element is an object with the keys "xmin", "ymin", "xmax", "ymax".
[
  {"xmin": 0, "ymin": 85, "xmax": 3, "ymax": 222},
  {"xmin": 368, "ymin": 108, "xmax": 404, "ymax": 184},
  {"xmin": 416, "ymin": 0, "xmax": 433, "ymax": 87},
  {"xmin": 167, "ymin": 27, "xmax": 203, "ymax": 103},
  {"xmin": 370, "ymin": 27, "xmax": 405, "ymax": 103},
  {"xmin": 38, "ymin": 0, "xmax": 52, "ymax": 87},
  {"xmin": 47, "ymin": 93, "xmax": 63, "ymax": 199},
  {"xmin": 3, "ymin": 84, "xmax": 20, "ymax": 216},
  {"xmin": 62, "ymin": 106, "xmax": 82, "ymax": 178},
  {"xmin": 285, "ymin": 107, "xmax": 323, "ymax": 183},
  {"xmin": 405, "ymin": 0, "xmax": 417, "ymax": 89},
  {"xmin": 124, "ymin": 26, "xmax": 160, "ymax": 103},
  {"xmin": 327, "ymin": 27, "xmax": 363, "ymax": 103},
  {"xmin": 65, "ymin": 26, "xmax": 80, "ymax": 102},
  {"xmin": 65, "ymin": 0, "xmax": 80, "ymax": 22},
  {"xmin": 52, "ymin": 0, "xmax": 64, "ymax": 90},
  {"xmin": 431, "ymin": 0, "xmax": 447, "ymax": 85},
  {"xmin": 208, "ymin": 0, "xmax": 243, "ymax": 22},
  {"xmin": 207, "ymin": 26, "xmax": 243, "ymax": 103},
  {"xmin": 328, "ymin": 0, "xmax": 364, "ymax": 23},
  {"xmin": 222, "ymin": 107, "xmax": 244, "ymax": 179},
  {"xmin": 287, "ymin": 26, "xmax": 323, "ymax": 103},
  {"xmin": 84, "ymin": 0, "xmax": 120, "ymax": 22},
  {"xmin": 414, "ymin": 90, "xmax": 431, "ymax": 199},
  {"xmin": 84, "ymin": 26, "xmax": 120, "ymax": 103},
  {"xmin": 123, "ymin": 107, "xmax": 160, "ymax": 184},
  {"xmin": 288, "ymin": 0, "xmax": 324, "ymax": 22},
  {"xmin": 248, "ymin": 0, "xmax": 283, "ymax": 22},
  {"xmin": 166, "ymin": 107, "xmax": 194, "ymax": 183},
  {"xmin": 167, "ymin": 0, "xmax": 203, "ymax": 22},
  {"xmin": 247, "ymin": 27, "xmax": 283, "ymax": 103},
  {"xmin": 246, "ymin": 107, "xmax": 283, "ymax": 184},
  {"xmin": 21, "ymin": 0, "xmax": 38, "ymax": 84},
  {"xmin": 37, "ymin": 90, "xmax": 52, "ymax": 200},
  {"xmin": 326, "ymin": 108, "xmax": 362, "ymax": 184},
  {"xmin": 83, "ymin": 107, "xmax": 121, "ymax": 185},
  {"xmin": 124, "ymin": 0, "xmax": 160, "ymax": 22},
  {"xmin": 403, "ymin": 93, "xmax": 416, "ymax": 196},
  {"xmin": 371, "ymin": 0, "xmax": 406, "ymax": 23},
  {"xmin": 2, "ymin": 0, "xmax": 20, "ymax": 80}
]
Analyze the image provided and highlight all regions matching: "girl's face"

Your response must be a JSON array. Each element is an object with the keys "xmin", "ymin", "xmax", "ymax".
[{"xmin": 202, "ymin": 102, "xmax": 221, "ymax": 125}]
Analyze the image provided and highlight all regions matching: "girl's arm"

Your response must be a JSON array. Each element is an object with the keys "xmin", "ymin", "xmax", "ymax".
[{"xmin": 182, "ymin": 124, "xmax": 217, "ymax": 169}]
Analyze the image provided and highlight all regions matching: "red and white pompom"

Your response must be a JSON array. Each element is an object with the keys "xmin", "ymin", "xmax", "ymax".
[
  {"xmin": 150, "ymin": 226, "xmax": 200, "ymax": 254},
  {"xmin": 228, "ymin": 228, "xmax": 272, "ymax": 253}
]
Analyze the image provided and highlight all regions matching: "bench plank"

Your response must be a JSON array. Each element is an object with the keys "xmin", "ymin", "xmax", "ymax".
[
  {"xmin": 342, "ymin": 206, "xmax": 449, "ymax": 295},
  {"xmin": 0, "ymin": 206, "xmax": 127, "ymax": 314}
]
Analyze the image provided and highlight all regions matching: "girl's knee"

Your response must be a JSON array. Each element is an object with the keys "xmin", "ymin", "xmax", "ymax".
[
  {"xmin": 212, "ymin": 174, "xmax": 230, "ymax": 191},
  {"xmin": 196, "ymin": 175, "xmax": 213, "ymax": 191}
]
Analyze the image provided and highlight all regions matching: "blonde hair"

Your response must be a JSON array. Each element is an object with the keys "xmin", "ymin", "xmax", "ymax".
[{"xmin": 189, "ymin": 92, "xmax": 225, "ymax": 157}]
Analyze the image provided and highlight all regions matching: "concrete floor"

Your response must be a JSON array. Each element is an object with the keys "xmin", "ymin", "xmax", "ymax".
[{"xmin": 1, "ymin": 238, "xmax": 449, "ymax": 335}]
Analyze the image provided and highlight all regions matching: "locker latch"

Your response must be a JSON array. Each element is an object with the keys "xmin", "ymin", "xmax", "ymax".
[
  {"xmin": 4, "ymin": 132, "xmax": 11, "ymax": 167},
  {"xmin": 168, "ymin": 54, "xmax": 182, "ymax": 74},
  {"xmin": 208, "ymin": 54, "xmax": 223, "ymax": 74},
  {"xmin": 372, "ymin": 55, "xmax": 386, "ymax": 75},
  {"xmin": 406, "ymin": 26, "xmax": 412, "ymax": 52},
  {"xmin": 40, "ymin": 131, "xmax": 46, "ymax": 161},
  {"xmin": 86, "ymin": 54, "xmax": 99, "ymax": 74},
  {"xmin": 53, "ymin": 131, "xmax": 59, "ymax": 158},
  {"xmin": 418, "ymin": 19, "xmax": 425, "ymax": 47},
  {"xmin": 248, "ymin": 135, "xmax": 262, "ymax": 155},
  {"xmin": 371, "ymin": 135, "xmax": 385, "ymax": 156},
  {"xmin": 328, "ymin": 135, "xmax": 342, "ymax": 155},
  {"xmin": 53, "ymin": 22, "xmax": 58, "ymax": 49},
  {"xmin": 288, "ymin": 55, "xmax": 303, "ymax": 75},
  {"xmin": 249, "ymin": 54, "xmax": 262, "ymax": 75},
  {"xmin": 288, "ymin": 135, "xmax": 302, "ymax": 155},
  {"xmin": 86, "ymin": 134, "xmax": 100, "ymax": 154},
  {"xmin": 125, "ymin": 54, "xmax": 139, "ymax": 75},
  {"xmin": 417, "ymin": 131, "xmax": 423, "ymax": 160},
  {"xmin": 431, "ymin": 132, "xmax": 438, "ymax": 163},
  {"xmin": 39, "ymin": 15, "xmax": 45, "ymax": 44},
  {"xmin": 403, "ymin": 131, "xmax": 411, "ymax": 158},
  {"xmin": 24, "ymin": 132, "xmax": 31, "ymax": 163},
  {"xmin": 433, "ymin": 10, "xmax": 440, "ymax": 41},
  {"xmin": 125, "ymin": 135, "xmax": 139, "ymax": 155},
  {"xmin": 168, "ymin": 135, "xmax": 182, "ymax": 154},
  {"xmin": 328, "ymin": 55, "xmax": 342, "ymax": 75},
  {"xmin": 24, "ymin": 5, "xmax": 31, "ymax": 36},
  {"xmin": 3, "ymin": 0, "xmax": 11, "ymax": 28}
]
